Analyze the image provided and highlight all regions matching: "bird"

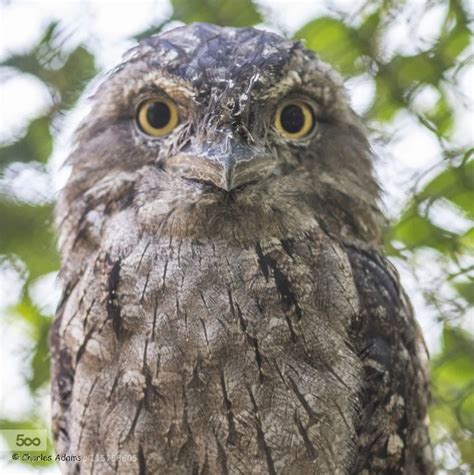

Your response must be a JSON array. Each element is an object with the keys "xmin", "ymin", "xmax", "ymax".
[{"xmin": 51, "ymin": 23, "xmax": 434, "ymax": 474}]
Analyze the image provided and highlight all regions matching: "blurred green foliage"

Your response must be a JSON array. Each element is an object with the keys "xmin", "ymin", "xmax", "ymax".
[{"xmin": 0, "ymin": 0, "xmax": 472, "ymax": 471}]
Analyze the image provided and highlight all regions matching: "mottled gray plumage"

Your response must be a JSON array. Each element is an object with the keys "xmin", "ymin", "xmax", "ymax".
[{"xmin": 52, "ymin": 23, "xmax": 433, "ymax": 474}]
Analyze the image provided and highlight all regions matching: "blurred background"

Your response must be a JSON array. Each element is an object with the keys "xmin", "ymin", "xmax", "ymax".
[{"xmin": 0, "ymin": 0, "xmax": 472, "ymax": 473}]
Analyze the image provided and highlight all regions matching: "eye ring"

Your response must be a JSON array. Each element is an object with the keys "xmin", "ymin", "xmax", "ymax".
[
  {"xmin": 137, "ymin": 97, "xmax": 179, "ymax": 137},
  {"xmin": 274, "ymin": 100, "xmax": 315, "ymax": 139}
]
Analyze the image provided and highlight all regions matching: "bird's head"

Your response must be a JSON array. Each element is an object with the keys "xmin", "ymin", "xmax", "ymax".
[{"xmin": 60, "ymin": 23, "xmax": 382, "ymax": 245}]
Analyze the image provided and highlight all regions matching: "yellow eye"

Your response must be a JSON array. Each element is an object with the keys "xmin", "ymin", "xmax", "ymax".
[
  {"xmin": 137, "ymin": 97, "xmax": 179, "ymax": 137},
  {"xmin": 274, "ymin": 101, "xmax": 314, "ymax": 139}
]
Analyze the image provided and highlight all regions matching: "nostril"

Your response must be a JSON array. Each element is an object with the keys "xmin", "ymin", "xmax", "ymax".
[
  {"xmin": 153, "ymin": 160, "xmax": 165, "ymax": 171},
  {"xmin": 233, "ymin": 179, "xmax": 258, "ymax": 191},
  {"xmin": 182, "ymin": 177, "xmax": 221, "ymax": 190},
  {"xmin": 235, "ymin": 124, "xmax": 253, "ymax": 143},
  {"xmin": 182, "ymin": 176, "xmax": 257, "ymax": 192}
]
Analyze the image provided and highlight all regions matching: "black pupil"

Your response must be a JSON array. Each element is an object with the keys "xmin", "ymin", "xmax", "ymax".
[
  {"xmin": 280, "ymin": 105, "xmax": 306, "ymax": 134},
  {"xmin": 146, "ymin": 102, "xmax": 171, "ymax": 129}
]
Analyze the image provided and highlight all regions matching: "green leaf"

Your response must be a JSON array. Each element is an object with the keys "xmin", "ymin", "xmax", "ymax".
[
  {"xmin": 424, "ymin": 93, "xmax": 454, "ymax": 137},
  {"xmin": 459, "ymin": 392, "xmax": 474, "ymax": 434},
  {"xmin": 439, "ymin": 324, "xmax": 473, "ymax": 355},
  {"xmin": 432, "ymin": 326, "xmax": 474, "ymax": 403},
  {"xmin": 429, "ymin": 403, "xmax": 459, "ymax": 440},
  {"xmin": 295, "ymin": 18, "xmax": 362, "ymax": 75},
  {"xmin": 51, "ymin": 45, "xmax": 96, "ymax": 108},
  {"xmin": 390, "ymin": 53, "xmax": 441, "ymax": 88},
  {"xmin": 438, "ymin": 23, "xmax": 470, "ymax": 67},
  {"xmin": 453, "ymin": 281, "xmax": 474, "ymax": 304},
  {"xmin": 0, "ymin": 116, "xmax": 53, "ymax": 170},
  {"xmin": 368, "ymin": 75, "xmax": 404, "ymax": 122},
  {"xmin": 458, "ymin": 438, "xmax": 474, "ymax": 465},
  {"xmin": 0, "ymin": 201, "xmax": 59, "ymax": 281},
  {"xmin": 460, "ymin": 227, "xmax": 474, "ymax": 250},
  {"xmin": 2, "ymin": 22, "xmax": 96, "ymax": 112},
  {"xmin": 2, "ymin": 22, "xmax": 60, "ymax": 82},
  {"xmin": 171, "ymin": 0, "xmax": 262, "ymax": 27},
  {"xmin": 28, "ymin": 317, "xmax": 52, "ymax": 392},
  {"xmin": 418, "ymin": 158, "xmax": 474, "ymax": 219},
  {"xmin": 430, "ymin": 324, "xmax": 474, "ymax": 464},
  {"xmin": 358, "ymin": 11, "xmax": 381, "ymax": 45},
  {"xmin": 9, "ymin": 295, "xmax": 52, "ymax": 392},
  {"xmin": 389, "ymin": 208, "xmax": 459, "ymax": 254},
  {"xmin": 389, "ymin": 153, "xmax": 474, "ymax": 257}
]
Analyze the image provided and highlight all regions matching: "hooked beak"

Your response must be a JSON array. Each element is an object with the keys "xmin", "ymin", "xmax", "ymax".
[{"xmin": 164, "ymin": 138, "xmax": 275, "ymax": 192}]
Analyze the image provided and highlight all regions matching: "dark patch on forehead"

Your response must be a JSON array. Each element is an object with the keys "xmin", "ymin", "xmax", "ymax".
[{"xmin": 139, "ymin": 23, "xmax": 301, "ymax": 90}]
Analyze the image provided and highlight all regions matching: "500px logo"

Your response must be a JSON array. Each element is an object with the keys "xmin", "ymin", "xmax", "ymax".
[
  {"xmin": 1, "ymin": 430, "xmax": 47, "ymax": 452},
  {"xmin": 14, "ymin": 434, "xmax": 41, "ymax": 447}
]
